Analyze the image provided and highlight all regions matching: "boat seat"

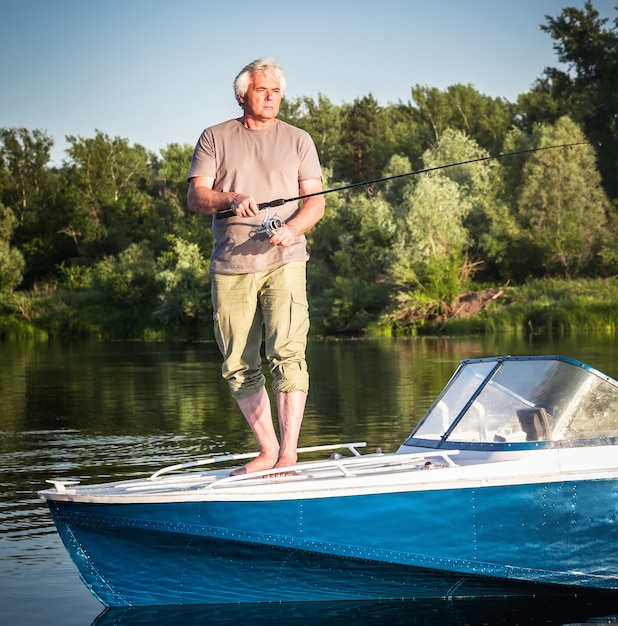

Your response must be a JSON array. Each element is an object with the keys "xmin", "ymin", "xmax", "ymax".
[{"xmin": 517, "ymin": 407, "xmax": 551, "ymax": 441}]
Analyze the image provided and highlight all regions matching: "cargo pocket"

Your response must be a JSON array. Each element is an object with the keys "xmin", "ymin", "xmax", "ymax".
[{"xmin": 288, "ymin": 291, "xmax": 309, "ymax": 340}]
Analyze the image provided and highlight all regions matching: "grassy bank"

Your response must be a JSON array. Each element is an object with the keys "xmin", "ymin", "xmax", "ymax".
[
  {"xmin": 436, "ymin": 277, "xmax": 618, "ymax": 336},
  {"xmin": 2, "ymin": 277, "xmax": 618, "ymax": 340}
]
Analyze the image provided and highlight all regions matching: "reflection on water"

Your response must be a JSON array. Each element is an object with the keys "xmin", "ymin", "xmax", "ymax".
[
  {"xmin": 1, "ymin": 336, "xmax": 618, "ymax": 625},
  {"xmin": 93, "ymin": 594, "xmax": 618, "ymax": 626}
]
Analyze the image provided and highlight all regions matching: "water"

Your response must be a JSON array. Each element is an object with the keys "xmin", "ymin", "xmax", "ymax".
[{"xmin": 2, "ymin": 335, "xmax": 618, "ymax": 625}]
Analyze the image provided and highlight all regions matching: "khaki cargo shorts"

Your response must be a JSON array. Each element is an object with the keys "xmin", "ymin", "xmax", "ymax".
[{"xmin": 211, "ymin": 262, "xmax": 309, "ymax": 399}]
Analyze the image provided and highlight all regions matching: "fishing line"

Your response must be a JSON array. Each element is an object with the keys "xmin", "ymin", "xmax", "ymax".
[{"xmin": 215, "ymin": 140, "xmax": 596, "ymax": 220}]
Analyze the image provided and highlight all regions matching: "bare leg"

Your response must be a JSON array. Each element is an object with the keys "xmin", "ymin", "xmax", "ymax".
[
  {"xmin": 273, "ymin": 390, "xmax": 307, "ymax": 471},
  {"xmin": 230, "ymin": 387, "xmax": 279, "ymax": 476}
]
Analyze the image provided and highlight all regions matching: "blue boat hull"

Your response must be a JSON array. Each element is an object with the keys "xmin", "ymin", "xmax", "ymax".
[{"xmin": 47, "ymin": 477, "xmax": 618, "ymax": 606}]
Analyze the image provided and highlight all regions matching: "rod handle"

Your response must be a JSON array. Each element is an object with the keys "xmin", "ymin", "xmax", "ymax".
[{"xmin": 215, "ymin": 198, "xmax": 287, "ymax": 220}]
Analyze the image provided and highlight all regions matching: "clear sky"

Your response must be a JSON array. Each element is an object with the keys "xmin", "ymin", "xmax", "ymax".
[{"xmin": 1, "ymin": 0, "xmax": 615, "ymax": 165}]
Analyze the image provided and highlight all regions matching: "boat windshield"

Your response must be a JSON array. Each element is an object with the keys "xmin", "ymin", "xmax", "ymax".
[{"xmin": 410, "ymin": 356, "xmax": 618, "ymax": 446}]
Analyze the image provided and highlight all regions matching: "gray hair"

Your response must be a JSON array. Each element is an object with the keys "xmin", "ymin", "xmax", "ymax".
[{"xmin": 233, "ymin": 57, "xmax": 287, "ymax": 106}]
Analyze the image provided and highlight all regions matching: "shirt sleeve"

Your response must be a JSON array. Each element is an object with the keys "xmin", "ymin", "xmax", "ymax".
[
  {"xmin": 298, "ymin": 130, "xmax": 323, "ymax": 183},
  {"xmin": 187, "ymin": 128, "xmax": 217, "ymax": 181}
]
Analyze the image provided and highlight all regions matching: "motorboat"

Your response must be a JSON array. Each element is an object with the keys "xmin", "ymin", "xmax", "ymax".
[{"xmin": 39, "ymin": 355, "xmax": 618, "ymax": 606}]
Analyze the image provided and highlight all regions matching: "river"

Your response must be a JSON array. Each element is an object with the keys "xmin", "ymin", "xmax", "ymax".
[{"xmin": 1, "ymin": 335, "xmax": 618, "ymax": 625}]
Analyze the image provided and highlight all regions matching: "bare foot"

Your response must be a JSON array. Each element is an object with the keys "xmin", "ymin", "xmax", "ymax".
[
  {"xmin": 266, "ymin": 454, "xmax": 299, "ymax": 478},
  {"xmin": 229, "ymin": 452, "xmax": 278, "ymax": 476}
]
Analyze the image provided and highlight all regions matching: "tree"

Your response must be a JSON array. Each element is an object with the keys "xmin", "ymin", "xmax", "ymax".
[
  {"xmin": 0, "ymin": 202, "xmax": 25, "ymax": 290},
  {"xmin": 0, "ymin": 128, "xmax": 62, "ymax": 285},
  {"xmin": 410, "ymin": 84, "xmax": 514, "ymax": 153},
  {"xmin": 391, "ymin": 130, "xmax": 495, "ymax": 302},
  {"xmin": 516, "ymin": 116, "xmax": 611, "ymax": 278},
  {"xmin": 334, "ymin": 94, "xmax": 384, "ymax": 183},
  {"xmin": 60, "ymin": 131, "xmax": 154, "ymax": 260},
  {"xmin": 410, "ymin": 85, "xmax": 453, "ymax": 147},
  {"xmin": 89, "ymin": 241, "xmax": 160, "ymax": 337},
  {"xmin": 149, "ymin": 143, "xmax": 201, "ymax": 253},
  {"xmin": 155, "ymin": 236, "xmax": 211, "ymax": 337},
  {"xmin": 306, "ymin": 167, "xmax": 397, "ymax": 334},
  {"xmin": 520, "ymin": 2, "xmax": 618, "ymax": 199},
  {"xmin": 0, "ymin": 128, "xmax": 54, "ymax": 225}
]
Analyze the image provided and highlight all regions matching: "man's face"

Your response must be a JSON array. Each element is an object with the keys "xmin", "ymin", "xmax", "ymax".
[{"xmin": 240, "ymin": 71, "xmax": 282, "ymax": 122}]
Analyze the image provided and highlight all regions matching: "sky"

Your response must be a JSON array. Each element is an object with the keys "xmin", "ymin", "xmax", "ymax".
[{"xmin": 1, "ymin": 0, "xmax": 616, "ymax": 165}]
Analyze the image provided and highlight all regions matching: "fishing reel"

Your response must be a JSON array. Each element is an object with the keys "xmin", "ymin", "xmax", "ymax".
[{"xmin": 256, "ymin": 209, "xmax": 284, "ymax": 237}]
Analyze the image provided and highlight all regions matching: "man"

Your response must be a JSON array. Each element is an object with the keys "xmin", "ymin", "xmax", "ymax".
[{"xmin": 187, "ymin": 58, "xmax": 325, "ymax": 476}]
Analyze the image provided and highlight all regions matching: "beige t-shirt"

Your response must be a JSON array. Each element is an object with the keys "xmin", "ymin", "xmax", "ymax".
[{"xmin": 188, "ymin": 118, "xmax": 323, "ymax": 274}]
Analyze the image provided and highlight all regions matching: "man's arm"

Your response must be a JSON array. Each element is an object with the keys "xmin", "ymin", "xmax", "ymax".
[
  {"xmin": 285, "ymin": 178, "xmax": 325, "ymax": 236},
  {"xmin": 270, "ymin": 178, "xmax": 325, "ymax": 248},
  {"xmin": 187, "ymin": 176, "xmax": 260, "ymax": 217}
]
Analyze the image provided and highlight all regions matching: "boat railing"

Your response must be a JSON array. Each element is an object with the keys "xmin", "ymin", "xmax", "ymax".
[
  {"xmin": 148, "ymin": 441, "xmax": 368, "ymax": 481},
  {"xmin": 202, "ymin": 450, "xmax": 460, "ymax": 489}
]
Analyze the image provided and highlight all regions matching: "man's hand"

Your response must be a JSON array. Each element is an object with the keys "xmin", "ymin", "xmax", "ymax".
[
  {"xmin": 270, "ymin": 222, "xmax": 299, "ymax": 247},
  {"xmin": 188, "ymin": 177, "xmax": 260, "ymax": 217},
  {"xmin": 229, "ymin": 193, "xmax": 260, "ymax": 217}
]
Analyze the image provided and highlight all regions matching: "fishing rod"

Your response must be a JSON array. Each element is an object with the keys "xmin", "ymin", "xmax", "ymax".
[{"xmin": 215, "ymin": 140, "xmax": 595, "ymax": 220}]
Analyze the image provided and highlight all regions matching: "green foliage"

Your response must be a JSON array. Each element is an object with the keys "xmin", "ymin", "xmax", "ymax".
[
  {"xmin": 0, "ymin": 202, "xmax": 24, "ymax": 290},
  {"xmin": 2, "ymin": 5, "xmax": 618, "ymax": 339},
  {"xmin": 390, "ymin": 130, "xmax": 491, "ymax": 303},
  {"xmin": 149, "ymin": 143, "xmax": 196, "ymax": 248},
  {"xmin": 84, "ymin": 242, "xmax": 160, "ymax": 337},
  {"xmin": 313, "ymin": 276, "xmax": 391, "ymax": 335},
  {"xmin": 521, "ymin": 1, "xmax": 618, "ymax": 198},
  {"xmin": 155, "ymin": 236, "xmax": 212, "ymax": 338},
  {"xmin": 517, "ymin": 117, "xmax": 610, "ymax": 278},
  {"xmin": 92, "ymin": 242, "xmax": 157, "ymax": 303},
  {"xmin": 476, "ymin": 278, "xmax": 618, "ymax": 335},
  {"xmin": 334, "ymin": 94, "xmax": 383, "ymax": 183},
  {"xmin": 0, "ymin": 127, "xmax": 65, "ymax": 285},
  {"xmin": 0, "ymin": 239, "xmax": 25, "ymax": 292},
  {"xmin": 60, "ymin": 131, "xmax": 155, "ymax": 258},
  {"xmin": 0, "ymin": 127, "xmax": 55, "ymax": 225},
  {"xmin": 57, "ymin": 261, "xmax": 93, "ymax": 290},
  {"xmin": 410, "ymin": 84, "xmax": 513, "ymax": 153},
  {"xmin": 0, "ymin": 291, "xmax": 48, "ymax": 339}
]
